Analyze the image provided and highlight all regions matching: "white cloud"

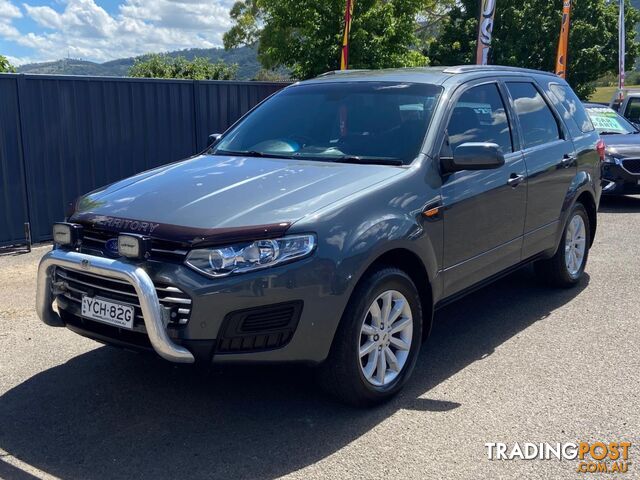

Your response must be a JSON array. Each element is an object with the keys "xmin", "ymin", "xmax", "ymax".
[
  {"xmin": 0, "ymin": 0, "xmax": 21, "ymax": 19},
  {"xmin": 1, "ymin": 0, "xmax": 237, "ymax": 63},
  {"xmin": 0, "ymin": 0, "xmax": 22, "ymax": 41}
]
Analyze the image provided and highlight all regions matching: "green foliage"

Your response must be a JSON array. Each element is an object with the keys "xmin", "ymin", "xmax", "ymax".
[
  {"xmin": 224, "ymin": 0, "xmax": 431, "ymax": 79},
  {"xmin": 252, "ymin": 69, "xmax": 290, "ymax": 81},
  {"xmin": 19, "ymin": 47, "xmax": 261, "ymax": 80},
  {"xmin": 428, "ymin": 0, "xmax": 640, "ymax": 99},
  {"xmin": 594, "ymin": 69, "xmax": 640, "ymax": 87},
  {"xmin": 0, "ymin": 55, "xmax": 16, "ymax": 73},
  {"xmin": 128, "ymin": 54, "xmax": 238, "ymax": 80}
]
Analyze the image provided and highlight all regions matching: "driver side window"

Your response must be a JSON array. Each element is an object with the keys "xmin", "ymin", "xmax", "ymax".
[{"xmin": 447, "ymin": 83, "xmax": 514, "ymax": 154}]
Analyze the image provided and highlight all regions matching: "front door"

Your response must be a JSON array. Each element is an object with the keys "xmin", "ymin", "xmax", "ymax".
[{"xmin": 441, "ymin": 81, "xmax": 527, "ymax": 297}]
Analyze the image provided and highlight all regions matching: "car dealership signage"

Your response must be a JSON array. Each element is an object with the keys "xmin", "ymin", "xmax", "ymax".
[{"xmin": 476, "ymin": 0, "xmax": 497, "ymax": 65}]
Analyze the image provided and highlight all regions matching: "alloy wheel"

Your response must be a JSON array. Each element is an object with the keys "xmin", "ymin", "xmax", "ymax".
[
  {"xmin": 565, "ymin": 214, "xmax": 587, "ymax": 278},
  {"xmin": 358, "ymin": 290, "xmax": 413, "ymax": 387}
]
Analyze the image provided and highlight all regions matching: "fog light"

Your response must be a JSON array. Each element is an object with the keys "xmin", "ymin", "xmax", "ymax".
[
  {"xmin": 52, "ymin": 222, "xmax": 83, "ymax": 247},
  {"xmin": 117, "ymin": 234, "xmax": 152, "ymax": 259}
]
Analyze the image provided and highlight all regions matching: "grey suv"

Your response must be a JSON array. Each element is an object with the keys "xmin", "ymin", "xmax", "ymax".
[{"xmin": 37, "ymin": 66, "xmax": 602, "ymax": 406}]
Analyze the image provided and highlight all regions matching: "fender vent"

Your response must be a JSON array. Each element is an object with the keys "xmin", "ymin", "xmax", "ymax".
[{"xmin": 217, "ymin": 301, "xmax": 303, "ymax": 353}]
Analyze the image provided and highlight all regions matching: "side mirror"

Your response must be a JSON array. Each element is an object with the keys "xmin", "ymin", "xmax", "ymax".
[
  {"xmin": 441, "ymin": 142, "xmax": 505, "ymax": 173},
  {"xmin": 208, "ymin": 133, "xmax": 222, "ymax": 147}
]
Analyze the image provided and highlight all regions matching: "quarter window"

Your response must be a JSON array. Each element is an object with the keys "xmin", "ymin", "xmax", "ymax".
[
  {"xmin": 549, "ymin": 84, "xmax": 594, "ymax": 133},
  {"xmin": 447, "ymin": 83, "xmax": 513, "ymax": 154},
  {"xmin": 506, "ymin": 82, "xmax": 561, "ymax": 149}
]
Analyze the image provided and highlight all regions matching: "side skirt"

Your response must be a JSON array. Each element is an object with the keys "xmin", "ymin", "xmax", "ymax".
[{"xmin": 434, "ymin": 253, "xmax": 545, "ymax": 311}]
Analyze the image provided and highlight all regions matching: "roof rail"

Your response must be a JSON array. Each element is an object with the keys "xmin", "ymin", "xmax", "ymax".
[
  {"xmin": 317, "ymin": 69, "xmax": 368, "ymax": 77},
  {"xmin": 443, "ymin": 65, "xmax": 559, "ymax": 78}
]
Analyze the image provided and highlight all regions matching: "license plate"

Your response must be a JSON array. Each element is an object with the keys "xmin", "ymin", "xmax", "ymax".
[{"xmin": 81, "ymin": 296, "xmax": 135, "ymax": 329}]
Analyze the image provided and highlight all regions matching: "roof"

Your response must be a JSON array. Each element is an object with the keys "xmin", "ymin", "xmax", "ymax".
[
  {"xmin": 302, "ymin": 65, "xmax": 563, "ymax": 86},
  {"xmin": 583, "ymin": 102, "xmax": 612, "ymax": 109}
]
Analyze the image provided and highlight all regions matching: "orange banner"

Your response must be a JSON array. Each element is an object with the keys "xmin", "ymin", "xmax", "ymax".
[
  {"xmin": 555, "ymin": 0, "xmax": 572, "ymax": 78},
  {"xmin": 340, "ymin": 0, "xmax": 354, "ymax": 70},
  {"xmin": 476, "ymin": 0, "xmax": 497, "ymax": 65}
]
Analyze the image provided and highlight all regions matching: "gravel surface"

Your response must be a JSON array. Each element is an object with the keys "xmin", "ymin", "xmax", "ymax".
[{"xmin": 0, "ymin": 195, "xmax": 638, "ymax": 480}]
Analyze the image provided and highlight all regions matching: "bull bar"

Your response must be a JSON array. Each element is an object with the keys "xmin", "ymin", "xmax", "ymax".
[{"xmin": 36, "ymin": 249, "xmax": 195, "ymax": 363}]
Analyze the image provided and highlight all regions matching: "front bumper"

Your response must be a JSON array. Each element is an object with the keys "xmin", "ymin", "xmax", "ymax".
[
  {"xmin": 602, "ymin": 163, "xmax": 640, "ymax": 195},
  {"xmin": 36, "ymin": 249, "xmax": 195, "ymax": 363},
  {"xmin": 36, "ymin": 248, "xmax": 347, "ymax": 365}
]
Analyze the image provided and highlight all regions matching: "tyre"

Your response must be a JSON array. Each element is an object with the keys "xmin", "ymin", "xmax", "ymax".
[
  {"xmin": 535, "ymin": 202, "xmax": 591, "ymax": 288},
  {"xmin": 318, "ymin": 267, "xmax": 423, "ymax": 407}
]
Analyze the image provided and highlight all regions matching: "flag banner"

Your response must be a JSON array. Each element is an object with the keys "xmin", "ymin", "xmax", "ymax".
[
  {"xmin": 555, "ymin": 0, "xmax": 571, "ymax": 78},
  {"xmin": 476, "ymin": 0, "xmax": 497, "ymax": 65},
  {"xmin": 340, "ymin": 0, "xmax": 354, "ymax": 70},
  {"xmin": 619, "ymin": 0, "xmax": 626, "ymax": 95}
]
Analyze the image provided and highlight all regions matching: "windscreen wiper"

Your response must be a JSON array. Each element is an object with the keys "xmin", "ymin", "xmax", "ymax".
[
  {"xmin": 599, "ymin": 131, "xmax": 625, "ymax": 136},
  {"xmin": 213, "ymin": 150, "xmax": 294, "ymax": 159},
  {"xmin": 331, "ymin": 156, "xmax": 404, "ymax": 166}
]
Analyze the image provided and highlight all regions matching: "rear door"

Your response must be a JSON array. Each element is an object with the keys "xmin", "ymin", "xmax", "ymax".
[
  {"xmin": 504, "ymin": 81, "xmax": 576, "ymax": 257},
  {"xmin": 441, "ymin": 80, "xmax": 527, "ymax": 296}
]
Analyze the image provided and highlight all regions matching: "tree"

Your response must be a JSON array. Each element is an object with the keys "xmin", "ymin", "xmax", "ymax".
[
  {"xmin": 0, "ymin": 55, "xmax": 16, "ymax": 73},
  {"xmin": 224, "ymin": 0, "xmax": 435, "ymax": 79},
  {"xmin": 252, "ymin": 69, "xmax": 290, "ymax": 81},
  {"xmin": 129, "ymin": 54, "xmax": 238, "ymax": 80},
  {"xmin": 428, "ymin": 0, "xmax": 640, "ymax": 98}
]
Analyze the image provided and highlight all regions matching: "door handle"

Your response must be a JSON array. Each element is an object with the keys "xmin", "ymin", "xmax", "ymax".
[
  {"xmin": 507, "ymin": 173, "xmax": 525, "ymax": 187},
  {"xmin": 561, "ymin": 154, "xmax": 576, "ymax": 167}
]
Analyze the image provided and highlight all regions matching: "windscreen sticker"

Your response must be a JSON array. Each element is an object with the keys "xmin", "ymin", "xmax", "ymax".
[{"xmin": 589, "ymin": 113, "xmax": 627, "ymax": 132}]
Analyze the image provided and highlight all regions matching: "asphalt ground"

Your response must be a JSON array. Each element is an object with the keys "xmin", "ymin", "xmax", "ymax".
[{"xmin": 0, "ymin": 195, "xmax": 639, "ymax": 480}]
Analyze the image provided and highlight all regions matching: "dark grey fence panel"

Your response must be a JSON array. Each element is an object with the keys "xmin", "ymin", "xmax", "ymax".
[
  {"xmin": 0, "ymin": 76, "xmax": 29, "ymax": 247},
  {"xmin": 194, "ymin": 81, "xmax": 290, "ymax": 150},
  {"xmin": 0, "ymin": 74, "xmax": 288, "ymax": 246},
  {"xmin": 19, "ymin": 76, "xmax": 199, "ymax": 242}
]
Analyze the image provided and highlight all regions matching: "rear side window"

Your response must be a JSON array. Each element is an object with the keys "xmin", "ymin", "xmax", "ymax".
[
  {"xmin": 506, "ymin": 82, "xmax": 561, "ymax": 149},
  {"xmin": 447, "ymin": 83, "xmax": 513, "ymax": 154},
  {"xmin": 549, "ymin": 84, "xmax": 594, "ymax": 133},
  {"xmin": 625, "ymin": 97, "xmax": 640, "ymax": 123}
]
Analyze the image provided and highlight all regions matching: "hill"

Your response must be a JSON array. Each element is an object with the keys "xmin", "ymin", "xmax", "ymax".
[{"xmin": 17, "ymin": 46, "xmax": 262, "ymax": 80}]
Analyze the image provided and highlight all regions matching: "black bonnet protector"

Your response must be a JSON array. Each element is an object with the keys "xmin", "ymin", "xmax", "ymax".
[{"xmin": 70, "ymin": 212, "xmax": 291, "ymax": 248}]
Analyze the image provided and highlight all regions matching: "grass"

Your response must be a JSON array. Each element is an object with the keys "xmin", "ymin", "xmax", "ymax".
[{"xmin": 589, "ymin": 85, "xmax": 640, "ymax": 103}]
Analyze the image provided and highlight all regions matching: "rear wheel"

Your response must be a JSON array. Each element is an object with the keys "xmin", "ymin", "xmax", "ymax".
[
  {"xmin": 318, "ymin": 268, "xmax": 423, "ymax": 407},
  {"xmin": 535, "ymin": 202, "xmax": 590, "ymax": 288}
]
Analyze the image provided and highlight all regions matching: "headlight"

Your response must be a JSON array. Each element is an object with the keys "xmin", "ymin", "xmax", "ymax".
[
  {"xmin": 185, "ymin": 234, "xmax": 316, "ymax": 277},
  {"xmin": 603, "ymin": 154, "xmax": 623, "ymax": 166}
]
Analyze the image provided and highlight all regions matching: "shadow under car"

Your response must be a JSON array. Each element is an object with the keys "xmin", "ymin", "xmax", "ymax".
[{"xmin": 0, "ymin": 267, "xmax": 589, "ymax": 480}]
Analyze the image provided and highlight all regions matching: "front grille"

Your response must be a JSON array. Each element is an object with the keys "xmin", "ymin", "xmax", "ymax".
[
  {"xmin": 622, "ymin": 158, "xmax": 640, "ymax": 174},
  {"xmin": 80, "ymin": 228, "xmax": 188, "ymax": 261},
  {"xmin": 217, "ymin": 301, "xmax": 302, "ymax": 353},
  {"xmin": 53, "ymin": 266, "xmax": 192, "ymax": 329}
]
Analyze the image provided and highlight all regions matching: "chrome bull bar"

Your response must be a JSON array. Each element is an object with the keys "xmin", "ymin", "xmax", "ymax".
[{"xmin": 36, "ymin": 249, "xmax": 195, "ymax": 364}]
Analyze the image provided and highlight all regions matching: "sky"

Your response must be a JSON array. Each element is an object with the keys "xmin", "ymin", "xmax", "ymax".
[{"xmin": 0, "ymin": 0, "xmax": 236, "ymax": 65}]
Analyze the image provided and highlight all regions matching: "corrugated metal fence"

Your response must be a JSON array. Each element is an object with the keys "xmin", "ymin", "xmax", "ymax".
[{"xmin": 0, "ymin": 74, "xmax": 289, "ymax": 247}]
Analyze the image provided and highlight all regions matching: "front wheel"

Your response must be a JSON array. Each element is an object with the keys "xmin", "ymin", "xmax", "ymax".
[
  {"xmin": 535, "ymin": 202, "xmax": 591, "ymax": 288},
  {"xmin": 318, "ymin": 268, "xmax": 423, "ymax": 407}
]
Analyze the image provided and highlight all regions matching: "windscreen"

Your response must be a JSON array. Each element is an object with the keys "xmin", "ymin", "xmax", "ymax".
[
  {"xmin": 585, "ymin": 106, "xmax": 638, "ymax": 135},
  {"xmin": 213, "ymin": 81, "xmax": 443, "ymax": 165}
]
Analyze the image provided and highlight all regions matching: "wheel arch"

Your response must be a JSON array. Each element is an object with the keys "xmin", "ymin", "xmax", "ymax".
[
  {"xmin": 576, "ymin": 190, "xmax": 597, "ymax": 247},
  {"xmin": 346, "ymin": 248, "xmax": 434, "ymax": 341},
  {"xmin": 557, "ymin": 170, "xmax": 598, "ymax": 251}
]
